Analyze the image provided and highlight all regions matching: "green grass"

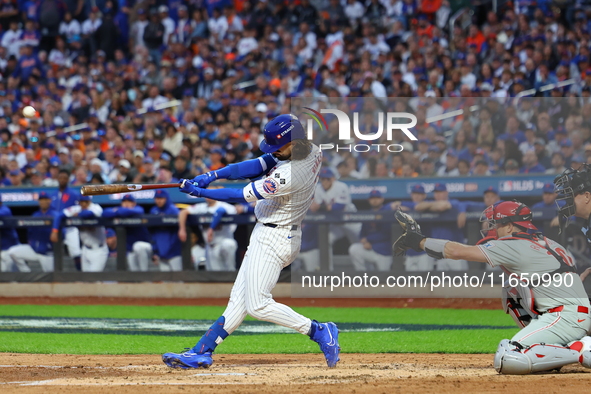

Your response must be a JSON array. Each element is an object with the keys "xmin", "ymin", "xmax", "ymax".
[
  {"xmin": 0, "ymin": 304, "xmax": 518, "ymax": 355},
  {"xmin": 0, "ymin": 330, "xmax": 518, "ymax": 355},
  {"xmin": 0, "ymin": 304, "xmax": 514, "ymax": 326}
]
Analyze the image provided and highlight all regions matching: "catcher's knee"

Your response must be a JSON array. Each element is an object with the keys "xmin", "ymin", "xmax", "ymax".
[{"xmin": 494, "ymin": 339, "xmax": 532, "ymax": 375}]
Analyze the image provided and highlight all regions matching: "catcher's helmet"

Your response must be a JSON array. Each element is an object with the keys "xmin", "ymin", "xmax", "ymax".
[
  {"xmin": 480, "ymin": 201, "xmax": 537, "ymax": 237},
  {"xmin": 554, "ymin": 164, "xmax": 591, "ymax": 219},
  {"xmin": 260, "ymin": 114, "xmax": 306, "ymax": 153}
]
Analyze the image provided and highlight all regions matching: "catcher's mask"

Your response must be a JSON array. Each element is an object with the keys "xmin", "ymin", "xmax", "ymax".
[
  {"xmin": 480, "ymin": 201, "xmax": 537, "ymax": 238},
  {"xmin": 554, "ymin": 164, "xmax": 591, "ymax": 223}
]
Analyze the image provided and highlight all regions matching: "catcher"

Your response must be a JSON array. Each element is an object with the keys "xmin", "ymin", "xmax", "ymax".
[{"xmin": 393, "ymin": 201, "xmax": 591, "ymax": 374}]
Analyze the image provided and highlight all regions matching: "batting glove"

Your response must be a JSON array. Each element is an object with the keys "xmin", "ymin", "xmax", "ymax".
[
  {"xmin": 192, "ymin": 171, "xmax": 217, "ymax": 188},
  {"xmin": 179, "ymin": 179, "xmax": 203, "ymax": 197}
]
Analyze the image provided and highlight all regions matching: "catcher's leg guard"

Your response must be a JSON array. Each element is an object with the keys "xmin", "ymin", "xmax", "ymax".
[{"xmin": 494, "ymin": 339, "xmax": 581, "ymax": 375}]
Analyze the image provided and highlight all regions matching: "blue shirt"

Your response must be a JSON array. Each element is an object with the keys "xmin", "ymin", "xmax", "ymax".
[
  {"xmin": 149, "ymin": 200, "xmax": 181, "ymax": 259},
  {"xmin": 103, "ymin": 206, "xmax": 151, "ymax": 252},
  {"xmin": 361, "ymin": 204, "xmax": 393, "ymax": 256},
  {"xmin": 50, "ymin": 187, "xmax": 80, "ymax": 212},
  {"xmin": 29, "ymin": 208, "xmax": 58, "ymax": 254},
  {"xmin": 0, "ymin": 205, "xmax": 19, "ymax": 250}
]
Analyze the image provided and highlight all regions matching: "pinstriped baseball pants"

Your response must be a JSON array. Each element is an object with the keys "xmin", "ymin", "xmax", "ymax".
[{"xmin": 221, "ymin": 223, "xmax": 312, "ymax": 335}]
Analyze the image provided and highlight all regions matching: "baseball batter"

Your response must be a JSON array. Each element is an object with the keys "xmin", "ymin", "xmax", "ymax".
[
  {"xmin": 393, "ymin": 201, "xmax": 591, "ymax": 374},
  {"xmin": 4, "ymin": 191, "xmax": 56, "ymax": 272},
  {"xmin": 162, "ymin": 114, "xmax": 340, "ymax": 369},
  {"xmin": 51, "ymin": 195, "xmax": 108, "ymax": 272},
  {"xmin": 178, "ymin": 192, "xmax": 238, "ymax": 271}
]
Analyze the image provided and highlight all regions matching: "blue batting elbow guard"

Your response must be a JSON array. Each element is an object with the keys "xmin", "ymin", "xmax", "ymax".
[{"xmin": 180, "ymin": 179, "xmax": 202, "ymax": 197}]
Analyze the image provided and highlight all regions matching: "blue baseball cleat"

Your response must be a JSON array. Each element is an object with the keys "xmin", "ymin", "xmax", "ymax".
[
  {"xmin": 310, "ymin": 321, "xmax": 341, "ymax": 368},
  {"xmin": 162, "ymin": 349, "xmax": 213, "ymax": 369}
]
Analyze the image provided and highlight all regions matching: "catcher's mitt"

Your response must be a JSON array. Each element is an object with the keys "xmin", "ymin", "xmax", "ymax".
[{"xmin": 392, "ymin": 210, "xmax": 426, "ymax": 256}]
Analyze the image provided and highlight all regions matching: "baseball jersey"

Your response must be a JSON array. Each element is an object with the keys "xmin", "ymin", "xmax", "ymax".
[
  {"xmin": 50, "ymin": 187, "xmax": 80, "ymax": 212},
  {"xmin": 243, "ymin": 144, "xmax": 323, "ymax": 226},
  {"xmin": 0, "ymin": 205, "xmax": 19, "ymax": 250},
  {"xmin": 187, "ymin": 202, "xmax": 238, "ymax": 244},
  {"xmin": 361, "ymin": 204, "xmax": 393, "ymax": 256},
  {"xmin": 313, "ymin": 179, "xmax": 356, "ymax": 213},
  {"xmin": 63, "ymin": 203, "xmax": 106, "ymax": 248},
  {"xmin": 29, "ymin": 208, "xmax": 58, "ymax": 254},
  {"xmin": 478, "ymin": 235, "xmax": 590, "ymax": 311}
]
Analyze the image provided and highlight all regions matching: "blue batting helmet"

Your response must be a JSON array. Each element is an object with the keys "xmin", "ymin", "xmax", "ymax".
[{"xmin": 260, "ymin": 114, "xmax": 306, "ymax": 153}]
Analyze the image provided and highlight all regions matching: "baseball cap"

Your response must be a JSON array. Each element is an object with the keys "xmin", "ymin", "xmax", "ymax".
[
  {"xmin": 160, "ymin": 153, "xmax": 172, "ymax": 161},
  {"xmin": 155, "ymin": 189, "xmax": 169, "ymax": 198},
  {"xmin": 79, "ymin": 195, "xmax": 92, "ymax": 202},
  {"xmin": 428, "ymin": 146, "xmax": 440, "ymax": 153},
  {"xmin": 106, "ymin": 228, "xmax": 116, "ymax": 238},
  {"xmin": 211, "ymin": 148, "xmax": 225, "ymax": 155},
  {"xmin": 90, "ymin": 158, "xmax": 102, "ymax": 166},
  {"xmin": 143, "ymin": 157, "xmax": 154, "ymax": 164},
  {"xmin": 561, "ymin": 139, "xmax": 574, "ymax": 148},
  {"xmin": 572, "ymin": 154, "xmax": 585, "ymax": 163},
  {"xmin": 369, "ymin": 190, "xmax": 383, "ymax": 198},
  {"xmin": 483, "ymin": 186, "xmax": 498, "ymax": 195},
  {"xmin": 446, "ymin": 149, "xmax": 458, "ymax": 157},
  {"xmin": 38, "ymin": 191, "xmax": 51, "ymax": 199},
  {"xmin": 255, "ymin": 103, "xmax": 268, "ymax": 113},
  {"xmin": 119, "ymin": 159, "xmax": 131, "ymax": 168},
  {"xmin": 9, "ymin": 170, "xmax": 20, "ymax": 176},
  {"xmin": 58, "ymin": 147, "xmax": 69, "ymax": 155},
  {"xmin": 534, "ymin": 138, "xmax": 546, "ymax": 146},
  {"xmin": 122, "ymin": 194, "xmax": 136, "ymax": 202},
  {"xmin": 158, "ymin": 5, "xmax": 168, "ymax": 12},
  {"xmin": 319, "ymin": 168, "xmax": 335, "ymax": 178},
  {"xmin": 411, "ymin": 184, "xmax": 425, "ymax": 194},
  {"xmin": 433, "ymin": 183, "xmax": 447, "ymax": 192},
  {"xmin": 542, "ymin": 183, "xmax": 555, "ymax": 193},
  {"xmin": 134, "ymin": 150, "xmax": 145, "ymax": 158}
]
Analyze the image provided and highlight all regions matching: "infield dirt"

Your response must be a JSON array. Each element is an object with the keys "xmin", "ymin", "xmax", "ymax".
[{"xmin": 1, "ymin": 353, "xmax": 591, "ymax": 393}]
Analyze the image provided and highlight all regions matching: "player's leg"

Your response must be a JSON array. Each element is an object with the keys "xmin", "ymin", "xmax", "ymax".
[
  {"xmin": 343, "ymin": 222, "xmax": 361, "ymax": 244},
  {"xmin": 158, "ymin": 258, "xmax": 171, "ymax": 271},
  {"xmin": 373, "ymin": 252, "xmax": 392, "ymax": 271},
  {"xmin": 219, "ymin": 239, "xmax": 238, "ymax": 271},
  {"xmin": 127, "ymin": 251, "xmax": 139, "ymax": 271},
  {"xmin": 299, "ymin": 249, "xmax": 320, "ymax": 271},
  {"xmin": 191, "ymin": 244, "xmax": 206, "ymax": 270},
  {"xmin": 206, "ymin": 244, "xmax": 223, "ymax": 271},
  {"xmin": 6, "ymin": 244, "xmax": 35, "ymax": 272},
  {"xmin": 133, "ymin": 241, "xmax": 152, "ymax": 271},
  {"xmin": 87, "ymin": 245, "xmax": 109, "ymax": 272},
  {"xmin": 80, "ymin": 246, "xmax": 92, "ymax": 272},
  {"xmin": 39, "ymin": 254, "xmax": 54, "ymax": 272},
  {"xmin": 348, "ymin": 242, "xmax": 368, "ymax": 271},
  {"xmin": 1, "ymin": 251, "xmax": 13, "ymax": 271},
  {"xmin": 64, "ymin": 227, "xmax": 81, "ymax": 270},
  {"xmin": 162, "ymin": 249, "xmax": 250, "ymax": 368},
  {"xmin": 168, "ymin": 256, "xmax": 182, "ymax": 271},
  {"xmin": 495, "ymin": 310, "xmax": 591, "ymax": 374}
]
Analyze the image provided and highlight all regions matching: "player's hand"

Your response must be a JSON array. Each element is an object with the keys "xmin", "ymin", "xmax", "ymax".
[
  {"xmin": 580, "ymin": 267, "xmax": 591, "ymax": 282},
  {"xmin": 206, "ymin": 228, "xmax": 214, "ymax": 243},
  {"xmin": 550, "ymin": 216, "xmax": 560, "ymax": 227},
  {"xmin": 362, "ymin": 239, "xmax": 372, "ymax": 250},
  {"xmin": 179, "ymin": 179, "xmax": 202, "ymax": 197},
  {"xmin": 393, "ymin": 210, "xmax": 426, "ymax": 252},
  {"xmin": 178, "ymin": 228, "xmax": 187, "ymax": 242},
  {"xmin": 50, "ymin": 230, "xmax": 59, "ymax": 243},
  {"xmin": 192, "ymin": 172, "xmax": 217, "ymax": 188}
]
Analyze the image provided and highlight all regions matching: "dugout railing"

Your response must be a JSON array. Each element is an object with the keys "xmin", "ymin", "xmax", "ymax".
[{"xmin": 0, "ymin": 207, "xmax": 572, "ymax": 283}]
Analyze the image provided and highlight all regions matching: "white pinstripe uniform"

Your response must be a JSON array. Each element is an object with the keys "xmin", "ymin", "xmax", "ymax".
[
  {"xmin": 63, "ymin": 203, "xmax": 108, "ymax": 272},
  {"xmin": 478, "ymin": 236, "xmax": 590, "ymax": 346},
  {"xmin": 188, "ymin": 202, "xmax": 238, "ymax": 271},
  {"xmin": 218, "ymin": 144, "xmax": 323, "ymax": 337}
]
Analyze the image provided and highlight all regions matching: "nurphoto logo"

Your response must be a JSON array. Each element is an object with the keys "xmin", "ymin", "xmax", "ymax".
[{"xmin": 302, "ymin": 107, "xmax": 418, "ymax": 153}]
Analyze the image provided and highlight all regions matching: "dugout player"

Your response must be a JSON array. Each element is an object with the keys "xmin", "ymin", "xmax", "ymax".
[
  {"xmin": 150, "ymin": 189, "xmax": 182, "ymax": 271},
  {"xmin": 51, "ymin": 195, "xmax": 108, "ymax": 272},
  {"xmin": 348, "ymin": 190, "xmax": 393, "ymax": 271},
  {"xmin": 393, "ymin": 201, "xmax": 591, "ymax": 374},
  {"xmin": 4, "ymin": 192, "xmax": 56, "ymax": 272},
  {"xmin": 50, "ymin": 169, "xmax": 82, "ymax": 270},
  {"xmin": 162, "ymin": 114, "xmax": 340, "ymax": 369},
  {"xmin": 0, "ymin": 193, "xmax": 26, "ymax": 272},
  {"xmin": 103, "ymin": 195, "xmax": 153, "ymax": 271},
  {"xmin": 178, "ymin": 189, "xmax": 238, "ymax": 271}
]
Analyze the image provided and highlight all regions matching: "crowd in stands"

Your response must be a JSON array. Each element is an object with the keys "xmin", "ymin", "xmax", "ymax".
[{"xmin": 2, "ymin": 0, "xmax": 591, "ymax": 187}]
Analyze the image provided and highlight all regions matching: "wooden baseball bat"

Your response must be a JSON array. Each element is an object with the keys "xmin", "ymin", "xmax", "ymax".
[{"xmin": 80, "ymin": 183, "xmax": 180, "ymax": 196}]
